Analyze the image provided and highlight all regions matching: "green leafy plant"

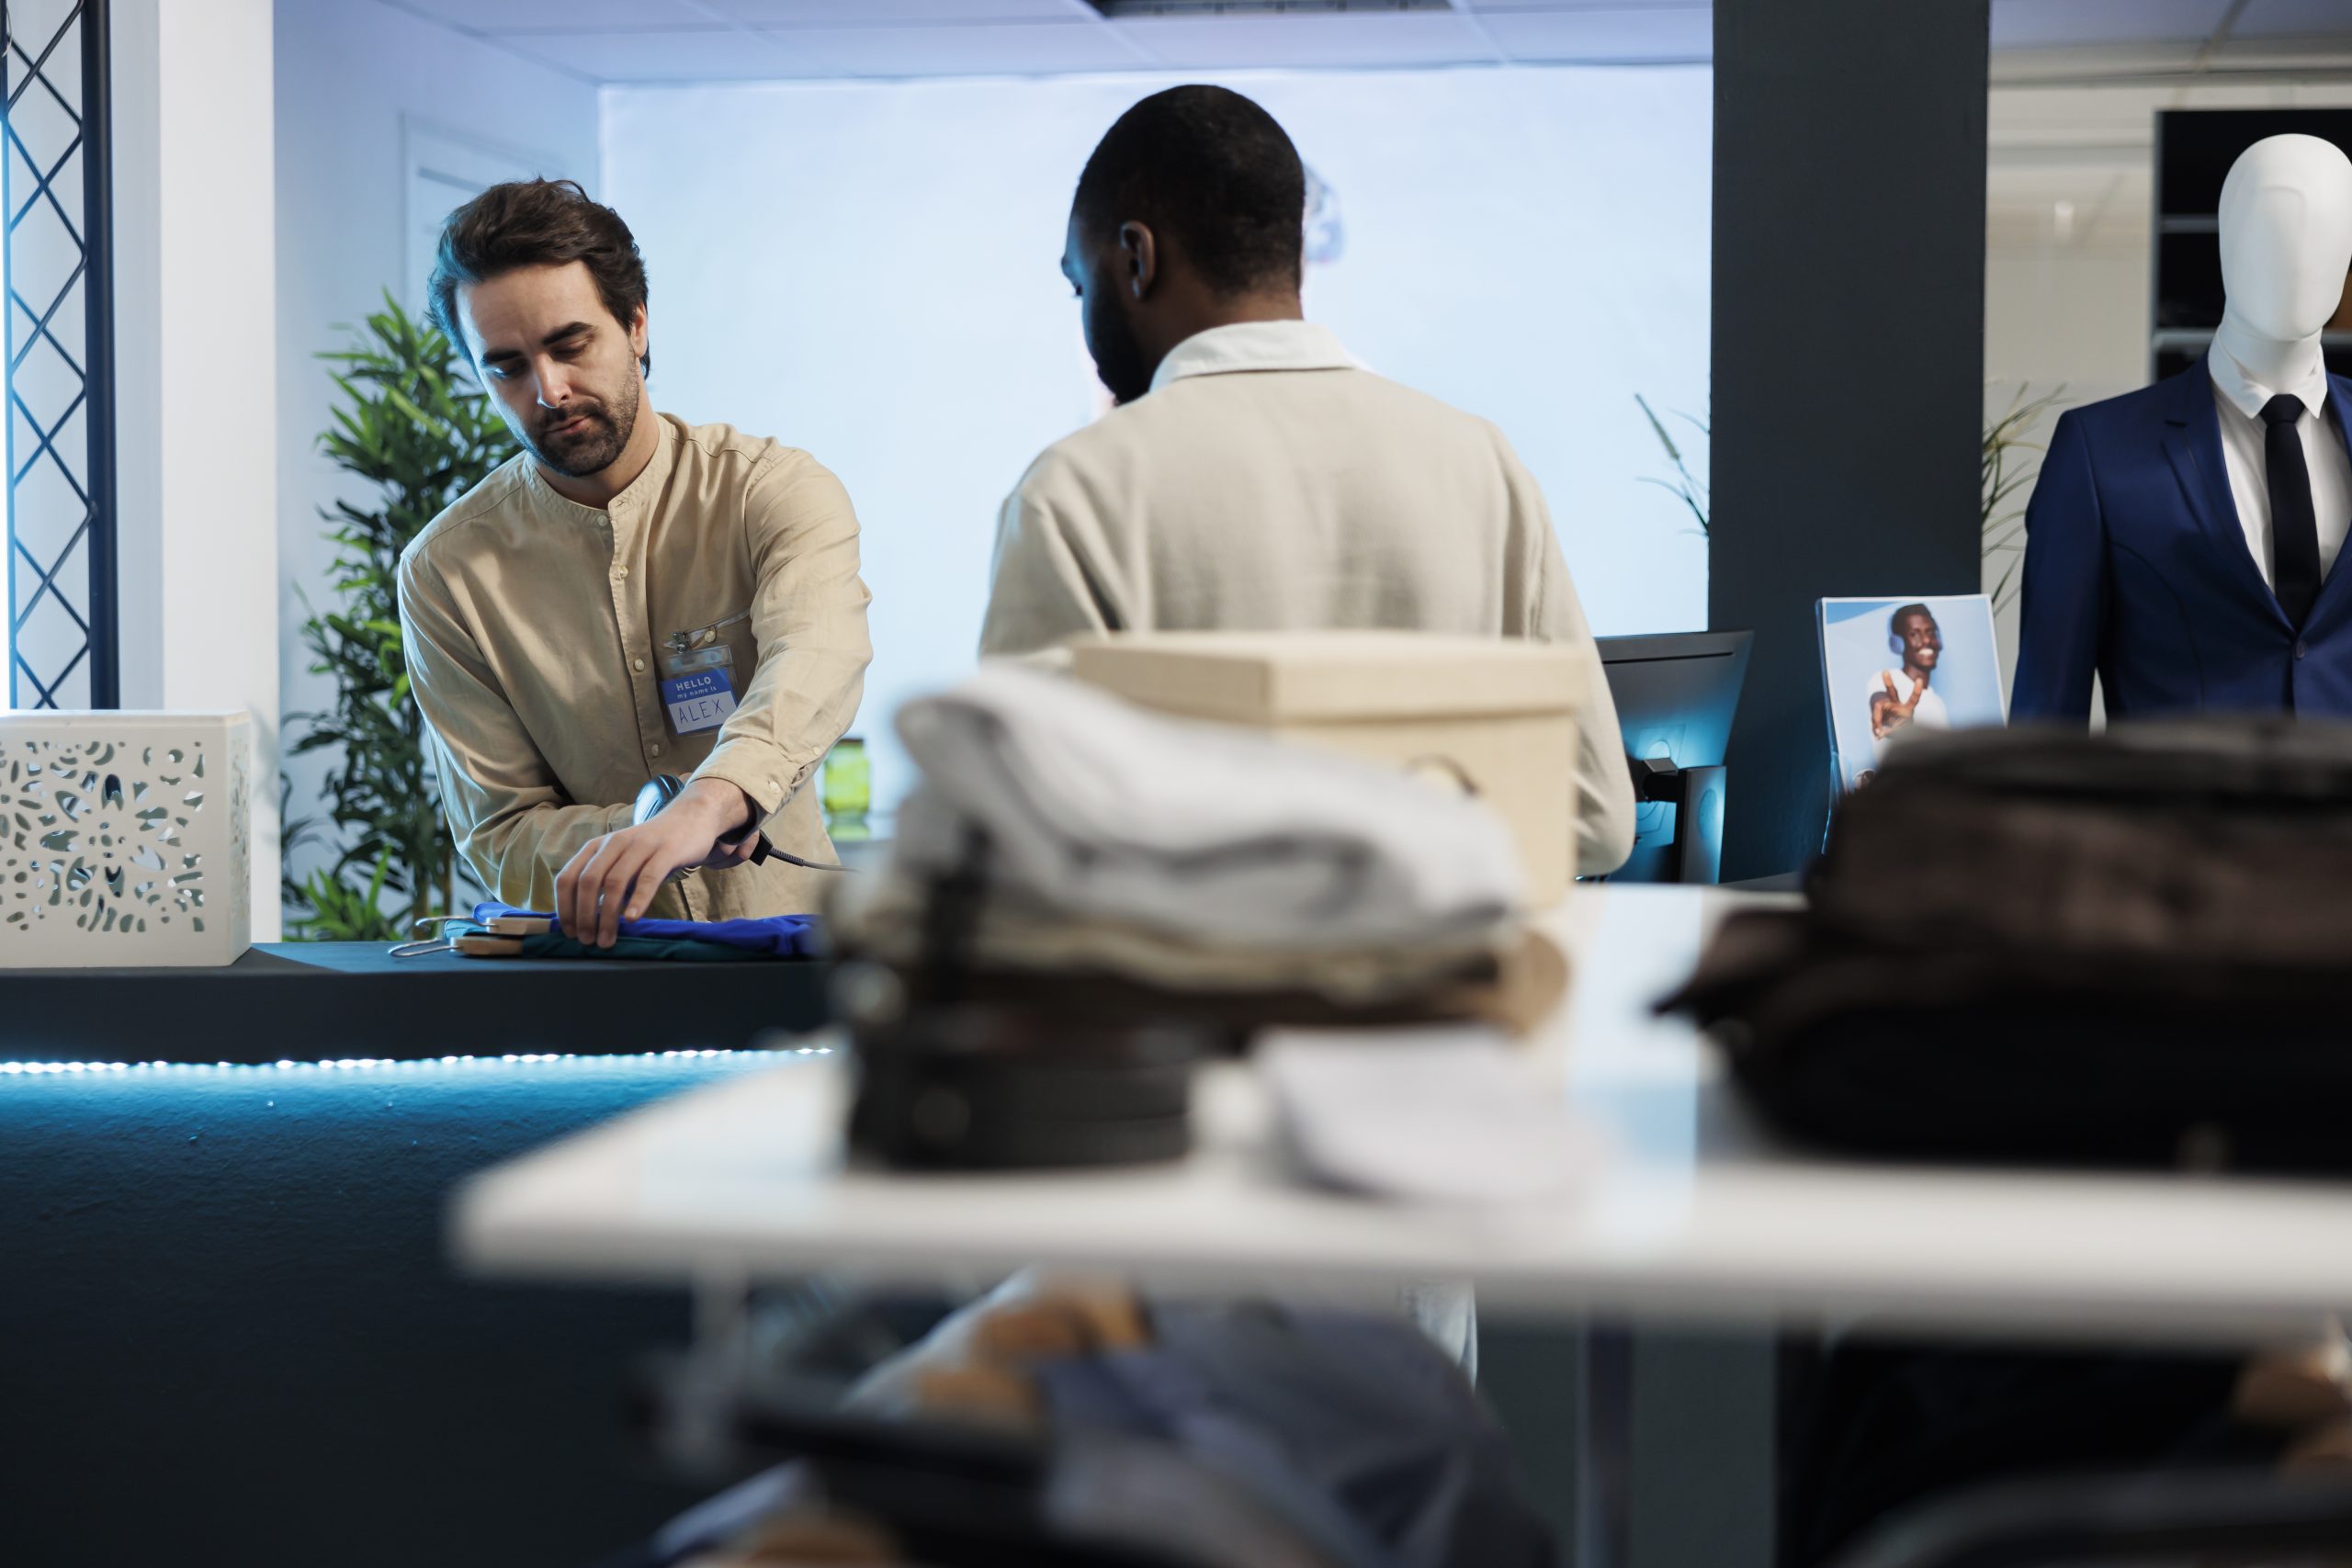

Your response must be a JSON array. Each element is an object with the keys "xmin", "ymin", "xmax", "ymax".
[
  {"xmin": 1982, "ymin": 383, "xmax": 2068, "ymax": 614},
  {"xmin": 1636, "ymin": 393, "xmax": 1709, "ymax": 536},
  {"xmin": 281, "ymin": 293, "xmax": 516, "ymax": 940}
]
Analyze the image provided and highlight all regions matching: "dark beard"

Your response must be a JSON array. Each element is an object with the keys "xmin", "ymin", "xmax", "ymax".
[
  {"xmin": 530, "ymin": 378, "xmax": 639, "ymax": 477},
  {"xmin": 1088, "ymin": 306, "xmax": 1152, "ymax": 407}
]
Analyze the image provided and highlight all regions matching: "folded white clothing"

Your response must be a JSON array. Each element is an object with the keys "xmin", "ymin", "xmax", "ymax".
[
  {"xmin": 891, "ymin": 664, "xmax": 1525, "ymax": 951},
  {"xmin": 1260, "ymin": 1026, "xmax": 1597, "ymax": 1204}
]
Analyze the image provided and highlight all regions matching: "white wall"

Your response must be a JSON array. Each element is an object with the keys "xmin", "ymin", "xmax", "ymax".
[
  {"xmin": 605, "ymin": 65, "xmax": 1713, "ymax": 811},
  {"xmin": 273, "ymin": 0, "xmax": 598, "ymax": 909},
  {"xmin": 111, "ymin": 0, "xmax": 284, "ymax": 935}
]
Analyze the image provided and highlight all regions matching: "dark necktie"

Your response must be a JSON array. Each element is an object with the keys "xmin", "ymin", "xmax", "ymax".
[{"xmin": 2263, "ymin": 392, "xmax": 2322, "ymax": 627}]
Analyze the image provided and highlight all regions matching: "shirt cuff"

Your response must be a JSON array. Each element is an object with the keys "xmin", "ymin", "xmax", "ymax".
[{"xmin": 692, "ymin": 739, "xmax": 806, "ymax": 827}]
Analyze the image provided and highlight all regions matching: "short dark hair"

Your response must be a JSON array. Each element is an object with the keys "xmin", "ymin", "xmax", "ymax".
[
  {"xmin": 1890, "ymin": 604, "xmax": 1936, "ymax": 634},
  {"xmin": 428, "ymin": 179, "xmax": 651, "ymax": 376},
  {"xmin": 1073, "ymin": 85, "xmax": 1306, "ymax": 297}
]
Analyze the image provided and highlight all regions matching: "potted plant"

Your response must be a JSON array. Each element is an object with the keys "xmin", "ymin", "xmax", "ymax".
[
  {"xmin": 282, "ymin": 294, "xmax": 514, "ymax": 940},
  {"xmin": 1982, "ymin": 384, "xmax": 2067, "ymax": 613}
]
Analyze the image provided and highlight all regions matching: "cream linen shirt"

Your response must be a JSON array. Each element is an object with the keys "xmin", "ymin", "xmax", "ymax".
[
  {"xmin": 397, "ymin": 414, "xmax": 872, "ymax": 919},
  {"xmin": 978, "ymin": 321, "xmax": 1637, "ymax": 877}
]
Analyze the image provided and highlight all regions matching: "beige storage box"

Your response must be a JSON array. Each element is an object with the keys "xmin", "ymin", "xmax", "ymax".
[
  {"xmin": 0, "ymin": 710, "xmax": 253, "ymax": 967},
  {"xmin": 1069, "ymin": 631, "xmax": 1583, "ymax": 905}
]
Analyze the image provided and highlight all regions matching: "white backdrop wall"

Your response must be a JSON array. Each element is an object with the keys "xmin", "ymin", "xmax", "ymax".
[
  {"xmin": 111, "ymin": 0, "xmax": 283, "ymax": 934},
  {"xmin": 274, "ymin": 0, "xmax": 599, "ymax": 909},
  {"xmin": 605, "ymin": 65, "xmax": 1712, "ymax": 810}
]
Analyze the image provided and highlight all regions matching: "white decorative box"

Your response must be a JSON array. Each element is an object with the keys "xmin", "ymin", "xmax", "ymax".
[{"xmin": 0, "ymin": 711, "xmax": 253, "ymax": 967}]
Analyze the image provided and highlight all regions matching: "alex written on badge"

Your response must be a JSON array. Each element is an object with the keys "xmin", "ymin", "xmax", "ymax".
[{"xmin": 661, "ymin": 610, "xmax": 750, "ymax": 736}]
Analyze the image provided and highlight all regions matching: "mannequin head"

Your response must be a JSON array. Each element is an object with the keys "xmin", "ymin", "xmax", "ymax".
[{"xmin": 2218, "ymin": 134, "xmax": 2352, "ymax": 344}]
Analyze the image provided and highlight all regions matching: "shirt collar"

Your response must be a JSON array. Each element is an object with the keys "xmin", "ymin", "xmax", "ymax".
[
  {"xmin": 1147, "ymin": 320, "xmax": 1361, "ymax": 396},
  {"xmin": 523, "ymin": 412, "xmax": 677, "ymax": 524},
  {"xmin": 2210, "ymin": 343, "xmax": 2331, "ymax": 424}
]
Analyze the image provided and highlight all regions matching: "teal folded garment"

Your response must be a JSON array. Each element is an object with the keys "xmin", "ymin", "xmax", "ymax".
[
  {"xmin": 470, "ymin": 902, "xmax": 823, "ymax": 959},
  {"xmin": 503, "ymin": 931, "xmax": 772, "ymax": 963}
]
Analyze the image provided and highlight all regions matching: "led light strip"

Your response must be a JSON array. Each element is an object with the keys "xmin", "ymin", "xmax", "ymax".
[{"xmin": 0, "ymin": 1044, "xmax": 835, "ymax": 1076}]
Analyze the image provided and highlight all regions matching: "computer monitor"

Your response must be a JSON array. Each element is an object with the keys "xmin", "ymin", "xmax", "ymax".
[{"xmin": 1595, "ymin": 630, "xmax": 1754, "ymax": 884}]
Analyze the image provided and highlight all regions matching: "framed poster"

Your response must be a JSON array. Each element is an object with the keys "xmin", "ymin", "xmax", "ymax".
[{"xmin": 1818, "ymin": 594, "xmax": 2007, "ymax": 791}]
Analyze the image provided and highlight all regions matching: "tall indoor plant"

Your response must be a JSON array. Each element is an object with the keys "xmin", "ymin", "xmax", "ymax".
[
  {"xmin": 1636, "ymin": 392, "xmax": 1709, "ymax": 536},
  {"xmin": 282, "ymin": 294, "xmax": 515, "ymax": 939},
  {"xmin": 1982, "ymin": 384, "xmax": 2066, "ymax": 613}
]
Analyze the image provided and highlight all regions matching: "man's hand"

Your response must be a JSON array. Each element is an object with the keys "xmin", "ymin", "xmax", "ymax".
[
  {"xmin": 1871, "ymin": 671, "xmax": 1928, "ymax": 740},
  {"xmin": 555, "ymin": 779, "xmax": 759, "ymax": 947}
]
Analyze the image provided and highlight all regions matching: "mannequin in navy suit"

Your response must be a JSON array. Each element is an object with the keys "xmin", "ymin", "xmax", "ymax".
[{"xmin": 2013, "ymin": 135, "xmax": 2352, "ymax": 722}]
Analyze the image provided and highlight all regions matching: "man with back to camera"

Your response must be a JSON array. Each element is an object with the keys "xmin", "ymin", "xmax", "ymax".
[
  {"xmin": 396, "ymin": 179, "xmax": 872, "ymax": 946},
  {"xmin": 1869, "ymin": 604, "xmax": 1950, "ymax": 744},
  {"xmin": 978, "ymin": 85, "xmax": 1637, "ymax": 878}
]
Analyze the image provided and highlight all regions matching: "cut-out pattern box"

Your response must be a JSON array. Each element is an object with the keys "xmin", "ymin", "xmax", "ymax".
[{"xmin": 0, "ymin": 712, "xmax": 251, "ymax": 967}]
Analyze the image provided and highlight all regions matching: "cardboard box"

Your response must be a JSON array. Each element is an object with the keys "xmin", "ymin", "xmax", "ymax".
[
  {"xmin": 1069, "ymin": 632, "xmax": 1582, "ymax": 905},
  {"xmin": 0, "ymin": 711, "xmax": 253, "ymax": 967}
]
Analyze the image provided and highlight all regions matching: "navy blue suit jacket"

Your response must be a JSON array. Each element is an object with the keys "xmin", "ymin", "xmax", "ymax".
[{"xmin": 2010, "ymin": 355, "xmax": 2352, "ymax": 722}]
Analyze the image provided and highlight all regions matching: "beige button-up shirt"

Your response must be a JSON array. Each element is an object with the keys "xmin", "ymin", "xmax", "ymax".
[
  {"xmin": 397, "ymin": 414, "xmax": 872, "ymax": 919},
  {"xmin": 978, "ymin": 321, "xmax": 1637, "ymax": 877}
]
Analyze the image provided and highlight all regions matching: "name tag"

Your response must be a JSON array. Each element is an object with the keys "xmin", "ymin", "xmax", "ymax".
[{"xmin": 661, "ymin": 668, "xmax": 738, "ymax": 735}]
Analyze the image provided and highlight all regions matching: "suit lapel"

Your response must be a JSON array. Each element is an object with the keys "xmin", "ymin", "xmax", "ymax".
[
  {"xmin": 2298, "ymin": 370, "xmax": 2352, "ymax": 630},
  {"xmin": 2163, "ymin": 355, "xmax": 2289, "ymax": 630}
]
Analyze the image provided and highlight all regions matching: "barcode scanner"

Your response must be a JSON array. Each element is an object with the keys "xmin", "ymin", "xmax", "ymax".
[{"xmin": 632, "ymin": 773, "xmax": 847, "ymax": 873}]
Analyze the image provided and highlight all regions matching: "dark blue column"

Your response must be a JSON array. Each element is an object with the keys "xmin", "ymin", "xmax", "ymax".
[{"xmin": 1711, "ymin": 0, "xmax": 1991, "ymax": 879}]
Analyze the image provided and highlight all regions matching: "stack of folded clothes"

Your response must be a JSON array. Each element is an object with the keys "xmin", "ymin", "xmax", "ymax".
[{"xmin": 831, "ymin": 666, "xmax": 1556, "ymax": 1029}]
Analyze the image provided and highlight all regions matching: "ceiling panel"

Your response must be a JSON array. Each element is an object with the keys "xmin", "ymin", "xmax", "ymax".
[
  {"xmin": 1988, "ymin": 0, "xmax": 2233, "ymax": 50},
  {"xmin": 492, "ymin": 27, "xmax": 803, "ymax": 80},
  {"xmin": 382, "ymin": 0, "xmax": 2352, "ymax": 84},
  {"xmin": 1987, "ymin": 41, "xmax": 2210, "ymax": 82},
  {"xmin": 2213, "ymin": 38, "xmax": 2352, "ymax": 69},
  {"xmin": 708, "ymin": 0, "xmax": 1092, "ymax": 23},
  {"xmin": 2231, "ymin": 0, "xmax": 2352, "ymax": 39},
  {"xmin": 386, "ymin": 0, "xmax": 724, "ymax": 30},
  {"xmin": 1480, "ymin": 6, "xmax": 1709, "ymax": 62},
  {"xmin": 759, "ymin": 21, "xmax": 1152, "ymax": 75},
  {"xmin": 1118, "ymin": 11, "xmax": 1498, "ymax": 68},
  {"xmin": 1464, "ymin": 0, "xmax": 1706, "ymax": 8}
]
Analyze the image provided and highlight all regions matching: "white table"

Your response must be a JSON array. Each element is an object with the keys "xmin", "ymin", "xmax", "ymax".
[
  {"xmin": 455, "ymin": 883, "xmax": 2352, "ymax": 1346},
  {"xmin": 452, "ymin": 885, "xmax": 2352, "ymax": 1568}
]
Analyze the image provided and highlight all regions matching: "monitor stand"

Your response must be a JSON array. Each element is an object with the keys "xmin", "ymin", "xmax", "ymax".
[{"xmin": 1627, "ymin": 758, "xmax": 1726, "ymax": 885}]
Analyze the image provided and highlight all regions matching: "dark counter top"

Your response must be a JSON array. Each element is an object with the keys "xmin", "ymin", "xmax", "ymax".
[{"xmin": 0, "ymin": 942, "xmax": 833, "ymax": 1064}]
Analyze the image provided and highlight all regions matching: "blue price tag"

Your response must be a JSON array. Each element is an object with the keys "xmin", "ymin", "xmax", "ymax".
[{"xmin": 661, "ymin": 668, "xmax": 738, "ymax": 735}]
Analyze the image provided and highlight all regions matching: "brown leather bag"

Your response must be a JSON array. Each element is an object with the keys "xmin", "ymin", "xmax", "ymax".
[{"xmin": 1665, "ymin": 718, "xmax": 2352, "ymax": 1172}]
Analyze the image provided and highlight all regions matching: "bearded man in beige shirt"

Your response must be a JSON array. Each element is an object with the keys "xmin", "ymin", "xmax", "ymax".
[
  {"xmin": 397, "ymin": 180, "xmax": 871, "ymax": 944},
  {"xmin": 979, "ymin": 86, "xmax": 1635, "ymax": 877}
]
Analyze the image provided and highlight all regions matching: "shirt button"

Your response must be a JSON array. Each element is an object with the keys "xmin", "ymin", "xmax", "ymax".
[
  {"xmin": 2296, "ymin": 639, "xmax": 2310, "ymax": 660},
  {"xmin": 616, "ymin": 565, "xmax": 629, "ymax": 579},
  {"xmin": 650, "ymin": 744, "xmax": 662, "ymax": 757},
  {"xmin": 632, "ymin": 658, "xmax": 647, "ymax": 671}
]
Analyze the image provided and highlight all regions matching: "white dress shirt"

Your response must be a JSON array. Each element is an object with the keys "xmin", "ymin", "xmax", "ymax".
[
  {"xmin": 978, "ymin": 319, "xmax": 1638, "ymax": 878},
  {"xmin": 2210, "ymin": 347, "xmax": 2352, "ymax": 591}
]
